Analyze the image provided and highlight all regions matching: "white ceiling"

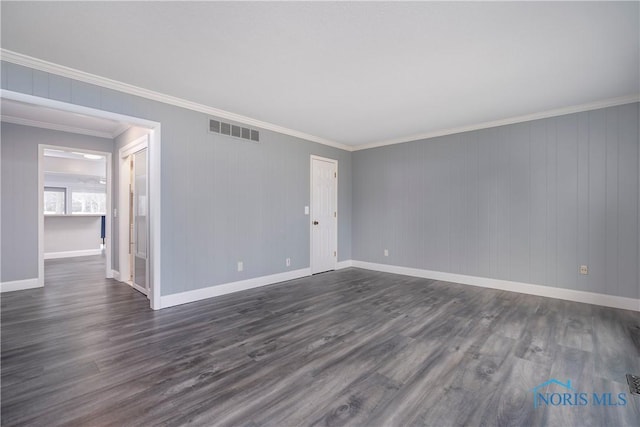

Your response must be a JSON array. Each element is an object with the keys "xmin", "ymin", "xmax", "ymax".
[
  {"xmin": 2, "ymin": 98, "xmax": 129, "ymax": 138},
  {"xmin": 1, "ymin": 2, "xmax": 638, "ymax": 147}
]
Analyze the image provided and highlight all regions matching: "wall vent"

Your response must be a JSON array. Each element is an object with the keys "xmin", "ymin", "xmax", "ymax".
[{"xmin": 209, "ymin": 119, "xmax": 259, "ymax": 142}]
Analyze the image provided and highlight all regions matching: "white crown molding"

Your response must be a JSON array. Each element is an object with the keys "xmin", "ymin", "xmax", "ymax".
[
  {"xmin": 3, "ymin": 49, "xmax": 637, "ymax": 153},
  {"xmin": 354, "ymin": 94, "xmax": 640, "ymax": 151},
  {"xmin": 1, "ymin": 114, "xmax": 115, "ymax": 139},
  {"xmin": 0, "ymin": 49, "xmax": 352, "ymax": 152}
]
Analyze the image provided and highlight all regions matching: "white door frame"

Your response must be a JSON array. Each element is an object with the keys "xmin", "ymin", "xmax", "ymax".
[
  {"xmin": 3, "ymin": 89, "xmax": 163, "ymax": 310},
  {"xmin": 118, "ymin": 135, "xmax": 149, "ymax": 295},
  {"xmin": 39, "ymin": 144, "xmax": 112, "ymax": 279},
  {"xmin": 309, "ymin": 155, "xmax": 338, "ymax": 274}
]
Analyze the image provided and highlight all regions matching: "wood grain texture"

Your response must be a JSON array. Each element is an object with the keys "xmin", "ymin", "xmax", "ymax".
[{"xmin": 2, "ymin": 256, "xmax": 639, "ymax": 426}]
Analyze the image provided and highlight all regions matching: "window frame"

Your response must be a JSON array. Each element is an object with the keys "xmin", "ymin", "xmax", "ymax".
[{"xmin": 43, "ymin": 186, "xmax": 67, "ymax": 215}]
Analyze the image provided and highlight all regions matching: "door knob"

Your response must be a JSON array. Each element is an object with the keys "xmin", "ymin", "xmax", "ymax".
[{"xmin": 313, "ymin": 220, "xmax": 319, "ymax": 225}]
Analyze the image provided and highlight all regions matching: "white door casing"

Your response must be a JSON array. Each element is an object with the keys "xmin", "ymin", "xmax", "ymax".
[{"xmin": 310, "ymin": 156, "xmax": 337, "ymax": 274}]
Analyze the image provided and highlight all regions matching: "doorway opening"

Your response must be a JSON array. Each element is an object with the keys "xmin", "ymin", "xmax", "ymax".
[{"xmin": 41, "ymin": 146, "xmax": 111, "ymax": 271}]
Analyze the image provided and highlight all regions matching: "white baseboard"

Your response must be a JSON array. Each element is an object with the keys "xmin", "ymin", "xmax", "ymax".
[
  {"xmin": 336, "ymin": 260, "xmax": 353, "ymax": 269},
  {"xmin": 351, "ymin": 260, "xmax": 640, "ymax": 312},
  {"xmin": 44, "ymin": 249, "xmax": 103, "ymax": 260},
  {"xmin": 160, "ymin": 268, "xmax": 311, "ymax": 309},
  {"xmin": 0, "ymin": 278, "xmax": 42, "ymax": 293},
  {"xmin": 112, "ymin": 270, "xmax": 121, "ymax": 281}
]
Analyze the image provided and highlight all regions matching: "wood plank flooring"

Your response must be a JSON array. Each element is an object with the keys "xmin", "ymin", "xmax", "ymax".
[{"xmin": 2, "ymin": 256, "xmax": 639, "ymax": 426}]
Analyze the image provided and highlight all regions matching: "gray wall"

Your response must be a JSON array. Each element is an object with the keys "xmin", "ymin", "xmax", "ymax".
[
  {"xmin": 44, "ymin": 216, "xmax": 102, "ymax": 253},
  {"xmin": 1, "ymin": 62, "xmax": 353, "ymax": 295},
  {"xmin": 0, "ymin": 123, "xmax": 113, "ymax": 282},
  {"xmin": 5, "ymin": 60, "xmax": 636, "ymax": 302},
  {"xmin": 353, "ymin": 103, "xmax": 639, "ymax": 299}
]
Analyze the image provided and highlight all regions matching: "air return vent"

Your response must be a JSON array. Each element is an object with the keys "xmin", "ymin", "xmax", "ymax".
[{"xmin": 209, "ymin": 119, "xmax": 259, "ymax": 142}]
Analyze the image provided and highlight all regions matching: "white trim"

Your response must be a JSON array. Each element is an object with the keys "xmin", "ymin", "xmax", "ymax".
[
  {"xmin": 120, "ymin": 135, "xmax": 149, "ymax": 158},
  {"xmin": 112, "ymin": 270, "xmax": 121, "ymax": 281},
  {"xmin": 1, "ymin": 115, "xmax": 115, "ymax": 139},
  {"xmin": 310, "ymin": 155, "xmax": 338, "ymax": 275},
  {"xmin": 38, "ymin": 145, "xmax": 45, "ymax": 287},
  {"xmin": 44, "ymin": 249, "xmax": 102, "ymax": 260},
  {"xmin": 351, "ymin": 261, "xmax": 640, "ymax": 312},
  {"xmin": 0, "ymin": 49, "xmax": 351, "ymax": 152},
  {"xmin": 336, "ymin": 260, "xmax": 353, "ymax": 269},
  {"xmin": 354, "ymin": 94, "xmax": 640, "ymax": 151},
  {"xmin": 160, "ymin": 268, "xmax": 311, "ymax": 309},
  {"xmin": 149, "ymin": 127, "xmax": 162, "ymax": 310},
  {"xmin": 0, "ymin": 278, "xmax": 41, "ymax": 293},
  {"xmin": 1, "ymin": 90, "xmax": 160, "ymax": 129}
]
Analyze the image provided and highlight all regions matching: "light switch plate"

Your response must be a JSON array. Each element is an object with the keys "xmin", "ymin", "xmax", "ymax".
[{"xmin": 304, "ymin": 206, "xmax": 309, "ymax": 215}]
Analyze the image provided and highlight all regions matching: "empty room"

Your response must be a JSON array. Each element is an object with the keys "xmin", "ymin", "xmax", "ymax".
[{"xmin": 1, "ymin": 1, "xmax": 639, "ymax": 426}]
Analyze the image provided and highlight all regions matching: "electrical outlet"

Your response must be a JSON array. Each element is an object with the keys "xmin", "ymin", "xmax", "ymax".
[
  {"xmin": 237, "ymin": 261, "xmax": 243, "ymax": 272},
  {"xmin": 580, "ymin": 265, "xmax": 588, "ymax": 275},
  {"xmin": 384, "ymin": 249, "xmax": 389, "ymax": 257},
  {"xmin": 286, "ymin": 258, "xmax": 291, "ymax": 267}
]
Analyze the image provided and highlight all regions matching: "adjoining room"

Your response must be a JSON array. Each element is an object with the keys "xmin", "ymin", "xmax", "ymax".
[{"xmin": 43, "ymin": 148, "xmax": 108, "ymax": 260}]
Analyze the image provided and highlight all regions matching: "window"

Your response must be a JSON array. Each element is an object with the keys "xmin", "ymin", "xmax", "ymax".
[
  {"xmin": 44, "ymin": 187, "xmax": 66, "ymax": 215},
  {"xmin": 71, "ymin": 191, "xmax": 106, "ymax": 215}
]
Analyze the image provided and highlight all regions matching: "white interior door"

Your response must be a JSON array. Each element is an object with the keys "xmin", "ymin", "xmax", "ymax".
[
  {"xmin": 132, "ymin": 148, "xmax": 149, "ymax": 296},
  {"xmin": 310, "ymin": 156, "xmax": 337, "ymax": 274}
]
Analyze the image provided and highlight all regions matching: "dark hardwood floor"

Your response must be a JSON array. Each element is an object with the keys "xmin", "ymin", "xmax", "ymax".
[{"xmin": 1, "ymin": 256, "xmax": 639, "ymax": 426}]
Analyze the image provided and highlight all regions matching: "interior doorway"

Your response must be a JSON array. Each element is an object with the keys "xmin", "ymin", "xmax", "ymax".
[
  {"xmin": 2, "ymin": 89, "xmax": 162, "ymax": 309},
  {"xmin": 310, "ymin": 155, "xmax": 338, "ymax": 274}
]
